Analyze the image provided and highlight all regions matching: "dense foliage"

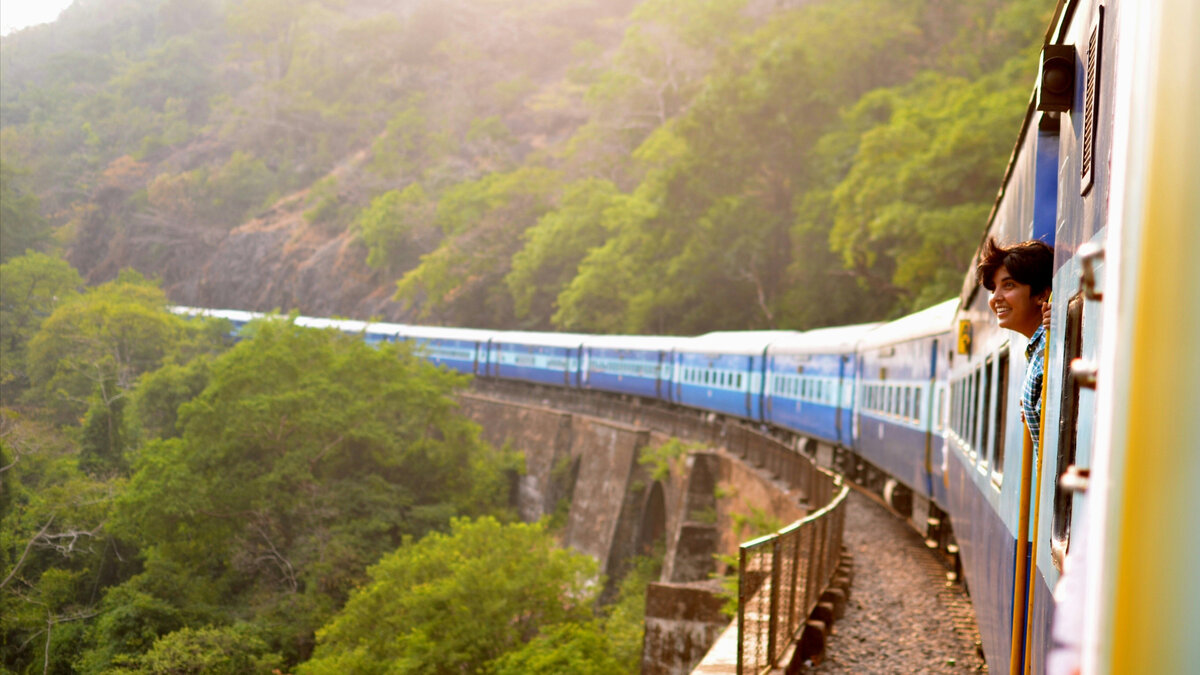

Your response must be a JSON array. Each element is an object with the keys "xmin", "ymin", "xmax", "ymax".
[
  {"xmin": 1, "ymin": 0, "xmax": 1048, "ymax": 332},
  {"xmin": 0, "ymin": 250, "xmax": 656, "ymax": 672}
]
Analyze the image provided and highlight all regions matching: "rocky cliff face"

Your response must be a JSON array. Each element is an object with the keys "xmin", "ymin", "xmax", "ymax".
[
  {"xmin": 69, "ymin": 144, "xmax": 415, "ymax": 322},
  {"xmin": 186, "ymin": 207, "xmax": 406, "ymax": 321}
]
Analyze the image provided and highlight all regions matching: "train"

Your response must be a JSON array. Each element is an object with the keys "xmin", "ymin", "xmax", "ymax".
[{"xmin": 173, "ymin": 0, "xmax": 1200, "ymax": 672}]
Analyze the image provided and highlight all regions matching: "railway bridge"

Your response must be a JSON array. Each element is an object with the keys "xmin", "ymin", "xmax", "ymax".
[{"xmin": 461, "ymin": 380, "xmax": 851, "ymax": 674}]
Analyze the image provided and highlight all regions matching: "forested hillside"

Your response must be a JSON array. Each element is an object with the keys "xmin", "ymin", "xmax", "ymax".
[
  {"xmin": 1, "ymin": 0, "xmax": 1051, "ymax": 671},
  {"xmin": 2, "ymin": 0, "xmax": 1048, "ymax": 332}
]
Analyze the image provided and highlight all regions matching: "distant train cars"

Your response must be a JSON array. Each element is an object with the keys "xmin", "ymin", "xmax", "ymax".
[
  {"xmin": 765, "ymin": 324, "xmax": 881, "ymax": 448},
  {"xmin": 855, "ymin": 300, "xmax": 957, "ymax": 506},
  {"xmin": 174, "ymin": 307, "xmax": 957, "ymax": 517}
]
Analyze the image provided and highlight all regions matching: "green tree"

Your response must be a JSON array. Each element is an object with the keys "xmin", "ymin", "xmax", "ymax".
[
  {"xmin": 104, "ymin": 319, "xmax": 513, "ymax": 667},
  {"xmin": 827, "ymin": 60, "xmax": 1032, "ymax": 310},
  {"xmin": 505, "ymin": 178, "xmax": 620, "ymax": 328},
  {"xmin": 490, "ymin": 622, "xmax": 625, "ymax": 675},
  {"xmin": 0, "ymin": 414, "xmax": 128, "ymax": 675},
  {"xmin": 106, "ymin": 624, "xmax": 284, "ymax": 675},
  {"xmin": 0, "ymin": 159, "xmax": 50, "ymax": 261},
  {"xmin": 24, "ymin": 271, "xmax": 198, "ymax": 427},
  {"xmin": 354, "ymin": 183, "xmax": 437, "ymax": 275},
  {"xmin": 301, "ymin": 517, "xmax": 598, "ymax": 674},
  {"xmin": 394, "ymin": 167, "xmax": 562, "ymax": 326},
  {"xmin": 0, "ymin": 252, "xmax": 83, "ymax": 402}
]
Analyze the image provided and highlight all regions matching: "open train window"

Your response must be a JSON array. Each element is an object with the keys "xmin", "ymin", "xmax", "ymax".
[
  {"xmin": 914, "ymin": 386, "xmax": 922, "ymax": 423},
  {"xmin": 993, "ymin": 349, "xmax": 1010, "ymax": 486},
  {"xmin": 980, "ymin": 357, "xmax": 994, "ymax": 468},
  {"xmin": 1052, "ymin": 293, "xmax": 1086, "ymax": 570}
]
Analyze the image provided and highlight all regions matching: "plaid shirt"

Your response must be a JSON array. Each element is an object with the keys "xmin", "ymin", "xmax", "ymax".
[{"xmin": 1022, "ymin": 325, "xmax": 1047, "ymax": 449}]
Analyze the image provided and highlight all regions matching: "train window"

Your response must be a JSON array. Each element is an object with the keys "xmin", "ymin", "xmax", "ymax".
[
  {"xmin": 936, "ymin": 387, "xmax": 945, "ymax": 431},
  {"xmin": 914, "ymin": 386, "xmax": 922, "ymax": 423},
  {"xmin": 954, "ymin": 381, "xmax": 963, "ymax": 437},
  {"xmin": 971, "ymin": 367, "xmax": 983, "ymax": 452},
  {"xmin": 992, "ymin": 349, "xmax": 1010, "ymax": 485},
  {"xmin": 737, "ymin": 373, "xmax": 742, "ymax": 389},
  {"xmin": 950, "ymin": 382, "xmax": 958, "ymax": 434},
  {"xmin": 981, "ymin": 357, "xmax": 994, "ymax": 466},
  {"xmin": 902, "ymin": 387, "xmax": 911, "ymax": 419},
  {"xmin": 1053, "ymin": 294, "xmax": 1087, "ymax": 569}
]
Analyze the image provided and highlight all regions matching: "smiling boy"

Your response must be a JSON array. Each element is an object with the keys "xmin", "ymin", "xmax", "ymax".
[{"xmin": 976, "ymin": 237, "xmax": 1054, "ymax": 449}]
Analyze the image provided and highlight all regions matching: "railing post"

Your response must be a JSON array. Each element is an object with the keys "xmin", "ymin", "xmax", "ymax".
[
  {"xmin": 768, "ymin": 536, "xmax": 782, "ymax": 666},
  {"xmin": 738, "ymin": 546, "xmax": 748, "ymax": 675}
]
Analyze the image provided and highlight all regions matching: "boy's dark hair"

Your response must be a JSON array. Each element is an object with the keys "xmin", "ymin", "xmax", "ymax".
[{"xmin": 976, "ymin": 237, "xmax": 1054, "ymax": 295}]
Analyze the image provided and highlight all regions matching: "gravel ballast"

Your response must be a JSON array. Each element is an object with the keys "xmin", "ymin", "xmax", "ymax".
[{"xmin": 807, "ymin": 489, "xmax": 987, "ymax": 673}]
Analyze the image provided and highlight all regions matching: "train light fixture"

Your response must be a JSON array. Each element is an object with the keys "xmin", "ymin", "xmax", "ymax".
[
  {"xmin": 1037, "ymin": 44, "xmax": 1075, "ymax": 112},
  {"xmin": 957, "ymin": 320, "xmax": 973, "ymax": 356}
]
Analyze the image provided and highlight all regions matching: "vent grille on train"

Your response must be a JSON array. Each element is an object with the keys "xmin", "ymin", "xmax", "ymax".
[{"xmin": 1081, "ymin": 8, "xmax": 1103, "ymax": 195}]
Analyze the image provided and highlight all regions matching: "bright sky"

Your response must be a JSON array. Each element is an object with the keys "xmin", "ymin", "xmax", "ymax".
[{"xmin": 1, "ymin": 0, "xmax": 75, "ymax": 36}]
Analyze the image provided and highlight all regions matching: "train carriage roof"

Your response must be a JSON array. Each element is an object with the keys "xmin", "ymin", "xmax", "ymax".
[
  {"xmin": 675, "ymin": 330, "xmax": 800, "ymax": 356},
  {"xmin": 295, "ymin": 316, "xmax": 371, "ymax": 333},
  {"xmin": 490, "ymin": 331, "xmax": 590, "ymax": 349},
  {"xmin": 393, "ymin": 324, "xmax": 498, "ymax": 342},
  {"xmin": 765, "ymin": 323, "xmax": 883, "ymax": 356},
  {"xmin": 857, "ymin": 298, "xmax": 959, "ymax": 350},
  {"xmin": 171, "ymin": 306, "xmax": 264, "ymax": 324},
  {"xmin": 582, "ymin": 335, "xmax": 689, "ymax": 351}
]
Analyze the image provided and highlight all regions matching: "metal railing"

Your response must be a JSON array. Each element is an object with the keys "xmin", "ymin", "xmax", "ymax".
[{"xmin": 737, "ymin": 473, "xmax": 848, "ymax": 674}]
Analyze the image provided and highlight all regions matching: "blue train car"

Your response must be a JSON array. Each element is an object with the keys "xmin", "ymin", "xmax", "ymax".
[
  {"xmin": 170, "ymin": 307, "xmax": 262, "ymax": 336},
  {"xmin": 393, "ymin": 325, "xmax": 496, "ymax": 375},
  {"xmin": 855, "ymin": 300, "xmax": 957, "ymax": 504},
  {"xmin": 295, "ymin": 316, "xmax": 397, "ymax": 345},
  {"xmin": 944, "ymin": 0, "xmax": 1125, "ymax": 666},
  {"xmin": 581, "ymin": 335, "xmax": 683, "ymax": 402},
  {"xmin": 763, "ymin": 324, "xmax": 880, "ymax": 447},
  {"xmin": 672, "ymin": 331, "xmax": 791, "ymax": 421},
  {"xmin": 488, "ymin": 331, "xmax": 586, "ymax": 387}
]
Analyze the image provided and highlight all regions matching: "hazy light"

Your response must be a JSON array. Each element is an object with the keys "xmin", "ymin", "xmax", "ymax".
[{"xmin": 1, "ymin": 0, "xmax": 75, "ymax": 36}]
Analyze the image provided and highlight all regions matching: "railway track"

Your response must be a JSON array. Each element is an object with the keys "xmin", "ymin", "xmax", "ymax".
[{"xmin": 805, "ymin": 488, "xmax": 985, "ymax": 673}]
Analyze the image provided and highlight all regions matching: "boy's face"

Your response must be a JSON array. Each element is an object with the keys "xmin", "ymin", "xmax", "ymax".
[{"xmin": 989, "ymin": 266, "xmax": 1045, "ymax": 338}]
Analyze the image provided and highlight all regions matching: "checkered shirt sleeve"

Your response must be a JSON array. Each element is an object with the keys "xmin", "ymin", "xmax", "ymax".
[{"xmin": 1022, "ymin": 325, "xmax": 1047, "ymax": 449}]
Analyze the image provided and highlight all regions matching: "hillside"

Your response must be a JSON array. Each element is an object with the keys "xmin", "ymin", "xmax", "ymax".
[{"xmin": 1, "ymin": 0, "xmax": 1050, "ymax": 331}]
